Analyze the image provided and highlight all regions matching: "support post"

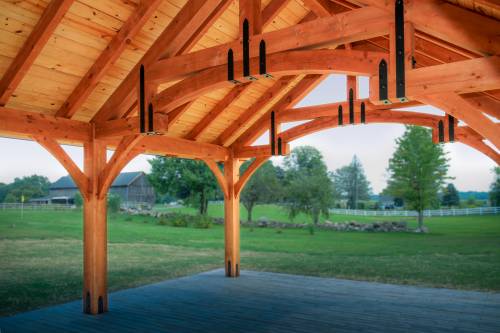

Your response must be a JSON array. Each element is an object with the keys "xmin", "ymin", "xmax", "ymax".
[
  {"xmin": 224, "ymin": 155, "xmax": 240, "ymax": 277},
  {"xmin": 83, "ymin": 138, "xmax": 108, "ymax": 314}
]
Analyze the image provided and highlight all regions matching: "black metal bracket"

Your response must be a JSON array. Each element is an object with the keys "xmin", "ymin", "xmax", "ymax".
[
  {"xmin": 438, "ymin": 120, "xmax": 444, "ymax": 143},
  {"xmin": 360, "ymin": 102, "xmax": 366, "ymax": 124},
  {"xmin": 259, "ymin": 40, "xmax": 273, "ymax": 78},
  {"xmin": 448, "ymin": 115, "xmax": 455, "ymax": 142},
  {"xmin": 379, "ymin": 60, "xmax": 389, "ymax": 104},
  {"xmin": 277, "ymin": 137, "xmax": 282, "ymax": 155},
  {"xmin": 227, "ymin": 49, "xmax": 240, "ymax": 84},
  {"xmin": 147, "ymin": 102, "xmax": 155, "ymax": 135},
  {"xmin": 338, "ymin": 105, "xmax": 343, "ymax": 126},
  {"xmin": 98, "ymin": 296, "xmax": 104, "ymax": 314},
  {"xmin": 139, "ymin": 65, "xmax": 146, "ymax": 134},
  {"xmin": 349, "ymin": 88, "xmax": 354, "ymax": 124},
  {"xmin": 227, "ymin": 260, "xmax": 231, "ymax": 277},
  {"xmin": 395, "ymin": 0, "xmax": 407, "ymax": 102},
  {"xmin": 84, "ymin": 291, "xmax": 91, "ymax": 314},
  {"xmin": 270, "ymin": 111, "xmax": 276, "ymax": 155},
  {"xmin": 242, "ymin": 19, "xmax": 257, "ymax": 81}
]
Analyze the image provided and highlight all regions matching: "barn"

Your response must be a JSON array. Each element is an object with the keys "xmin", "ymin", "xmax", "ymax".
[{"xmin": 50, "ymin": 171, "xmax": 155, "ymax": 206}]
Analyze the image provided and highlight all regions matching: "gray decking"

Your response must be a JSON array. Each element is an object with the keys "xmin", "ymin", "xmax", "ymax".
[{"xmin": 1, "ymin": 269, "xmax": 499, "ymax": 333}]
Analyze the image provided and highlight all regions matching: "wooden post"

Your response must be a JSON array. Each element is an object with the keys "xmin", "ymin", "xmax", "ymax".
[
  {"xmin": 83, "ymin": 138, "xmax": 108, "ymax": 314},
  {"xmin": 224, "ymin": 154, "xmax": 240, "ymax": 277}
]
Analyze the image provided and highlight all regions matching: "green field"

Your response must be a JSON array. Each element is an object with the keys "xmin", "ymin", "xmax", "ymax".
[{"xmin": 1, "ymin": 206, "xmax": 499, "ymax": 316}]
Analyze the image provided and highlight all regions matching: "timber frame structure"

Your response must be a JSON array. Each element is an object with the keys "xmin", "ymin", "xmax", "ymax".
[{"xmin": 0, "ymin": 0, "xmax": 499, "ymax": 315}]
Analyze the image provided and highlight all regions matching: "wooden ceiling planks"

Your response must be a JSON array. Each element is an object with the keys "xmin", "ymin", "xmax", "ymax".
[{"xmin": 0, "ymin": 0, "xmax": 498, "ymax": 158}]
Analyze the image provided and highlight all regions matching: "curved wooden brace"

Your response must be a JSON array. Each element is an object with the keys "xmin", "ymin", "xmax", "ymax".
[
  {"xmin": 154, "ymin": 49, "xmax": 385, "ymax": 112},
  {"xmin": 280, "ymin": 110, "xmax": 441, "ymax": 143},
  {"xmin": 98, "ymin": 135, "xmax": 143, "ymax": 199},
  {"xmin": 456, "ymin": 127, "xmax": 500, "ymax": 165},
  {"xmin": 33, "ymin": 135, "xmax": 90, "ymax": 200},
  {"xmin": 235, "ymin": 157, "xmax": 269, "ymax": 197},
  {"xmin": 417, "ymin": 93, "xmax": 500, "ymax": 149},
  {"xmin": 202, "ymin": 159, "xmax": 228, "ymax": 198}
]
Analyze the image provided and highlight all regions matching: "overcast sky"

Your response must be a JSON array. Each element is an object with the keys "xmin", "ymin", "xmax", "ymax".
[{"xmin": 0, "ymin": 75, "xmax": 497, "ymax": 193}]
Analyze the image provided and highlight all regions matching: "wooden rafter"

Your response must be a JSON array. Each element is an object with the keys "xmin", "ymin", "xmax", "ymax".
[
  {"xmin": 92, "ymin": 0, "xmax": 229, "ymax": 122},
  {"xmin": 234, "ymin": 74, "xmax": 326, "ymax": 147},
  {"xmin": 302, "ymin": 0, "xmax": 334, "ymax": 17},
  {"xmin": 214, "ymin": 76, "xmax": 296, "ymax": 146},
  {"xmin": 56, "ymin": 0, "xmax": 162, "ymax": 119},
  {"xmin": 262, "ymin": 0, "xmax": 290, "ymax": 28},
  {"xmin": 0, "ymin": 0, "xmax": 74, "ymax": 106},
  {"xmin": 185, "ymin": 84, "xmax": 251, "ymax": 141}
]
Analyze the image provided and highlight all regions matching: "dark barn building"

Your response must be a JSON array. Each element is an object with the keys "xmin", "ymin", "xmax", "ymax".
[{"xmin": 50, "ymin": 171, "xmax": 155, "ymax": 206}]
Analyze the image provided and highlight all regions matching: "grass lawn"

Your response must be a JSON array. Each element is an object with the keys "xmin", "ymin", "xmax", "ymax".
[{"xmin": 0, "ymin": 206, "xmax": 499, "ymax": 316}]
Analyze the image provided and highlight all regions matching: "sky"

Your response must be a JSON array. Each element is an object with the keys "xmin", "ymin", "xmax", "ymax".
[{"xmin": 0, "ymin": 75, "xmax": 497, "ymax": 193}]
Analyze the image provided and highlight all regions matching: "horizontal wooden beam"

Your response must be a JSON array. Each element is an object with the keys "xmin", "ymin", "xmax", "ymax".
[
  {"xmin": 0, "ymin": 107, "xmax": 91, "ymax": 142},
  {"xmin": 132, "ymin": 135, "xmax": 229, "ymax": 161},
  {"xmin": 151, "ymin": 6, "xmax": 390, "ymax": 82},
  {"xmin": 153, "ymin": 49, "xmax": 384, "ymax": 112},
  {"xmin": 94, "ymin": 113, "xmax": 169, "ymax": 139},
  {"xmin": 406, "ymin": 56, "xmax": 500, "ymax": 98},
  {"xmin": 233, "ymin": 144, "xmax": 290, "ymax": 159}
]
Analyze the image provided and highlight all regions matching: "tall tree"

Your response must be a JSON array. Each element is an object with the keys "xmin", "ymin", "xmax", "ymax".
[
  {"xmin": 386, "ymin": 126, "xmax": 449, "ymax": 231},
  {"xmin": 240, "ymin": 160, "xmax": 280, "ymax": 222},
  {"xmin": 441, "ymin": 183, "xmax": 460, "ymax": 207},
  {"xmin": 0, "ymin": 182, "xmax": 8, "ymax": 203},
  {"xmin": 148, "ymin": 157, "xmax": 218, "ymax": 215},
  {"xmin": 2, "ymin": 175, "xmax": 50, "ymax": 203},
  {"xmin": 489, "ymin": 167, "xmax": 500, "ymax": 206},
  {"xmin": 331, "ymin": 155, "xmax": 372, "ymax": 209},
  {"xmin": 282, "ymin": 146, "xmax": 334, "ymax": 225}
]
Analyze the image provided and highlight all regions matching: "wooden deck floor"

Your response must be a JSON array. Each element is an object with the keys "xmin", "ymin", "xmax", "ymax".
[{"xmin": 1, "ymin": 269, "xmax": 500, "ymax": 333}]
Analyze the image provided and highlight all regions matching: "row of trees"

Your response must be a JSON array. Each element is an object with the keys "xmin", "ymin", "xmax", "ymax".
[
  {"xmin": 148, "ymin": 126, "xmax": 456, "ymax": 229},
  {"xmin": 0, "ymin": 175, "xmax": 51, "ymax": 203}
]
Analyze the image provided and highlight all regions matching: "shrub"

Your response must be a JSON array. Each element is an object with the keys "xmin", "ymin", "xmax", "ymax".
[
  {"xmin": 170, "ymin": 214, "xmax": 188, "ymax": 227},
  {"xmin": 157, "ymin": 217, "xmax": 168, "ymax": 225},
  {"xmin": 74, "ymin": 193, "xmax": 83, "ymax": 208},
  {"xmin": 192, "ymin": 215, "xmax": 212, "ymax": 229},
  {"xmin": 107, "ymin": 194, "xmax": 121, "ymax": 214},
  {"xmin": 124, "ymin": 216, "xmax": 133, "ymax": 222},
  {"xmin": 308, "ymin": 224, "xmax": 315, "ymax": 235}
]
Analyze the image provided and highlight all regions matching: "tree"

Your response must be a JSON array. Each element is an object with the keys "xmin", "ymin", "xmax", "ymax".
[
  {"xmin": 107, "ymin": 193, "xmax": 121, "ymax": 213},
  {"xmin": 489, "ymin": 167, "xmax": 500, "ymax": 206},
  {"xmin": 441, "ymin": 183, "xmax": 460, "ymax": 207},
  {"xmin": 282, "ymin": 146, "xmax": 334, "ymax": 225},
  {"xmin": 240, "ymin": 160, "xmax": 280, "ymax": 222},
  {"xmin": 331, "ymin": 155, "xmax": 372, "ymax": 209},
  {"xmin": 148, "ymin": 157, "xmax": 218, "ymax": 215},
  {"xmin": 2, "ymin": 175, "xmax": 50, "ymax": 203},
  {"xmin": 0, "ymin": 182, "xmax": 8, "ymax": 203},
  {"xmin": 386, "ymin": 126, "xmax": 449, "ymax": 231},
  {"xmin": 74, "ymin": 192, "xmax": 83, "ymax": 208}
]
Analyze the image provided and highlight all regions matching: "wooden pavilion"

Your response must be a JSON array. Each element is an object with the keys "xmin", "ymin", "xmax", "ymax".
[{"xmin": 0, "ymin": 0, "xmax": 498, "ymax": 315}]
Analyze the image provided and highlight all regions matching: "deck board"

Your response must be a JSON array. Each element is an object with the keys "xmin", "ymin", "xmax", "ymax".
[{"xmin": 1, "ymin": 269, "xmax": 500, "ymax": 333}]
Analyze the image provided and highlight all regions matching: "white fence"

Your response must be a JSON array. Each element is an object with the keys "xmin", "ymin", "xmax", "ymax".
[
  {"xmin": 330, "ymin": 207, "xmax": 500, "ymax": 217},
  {"xmin": 0, "ymin": 203, "xmax": 74, "ymax": 211}
]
